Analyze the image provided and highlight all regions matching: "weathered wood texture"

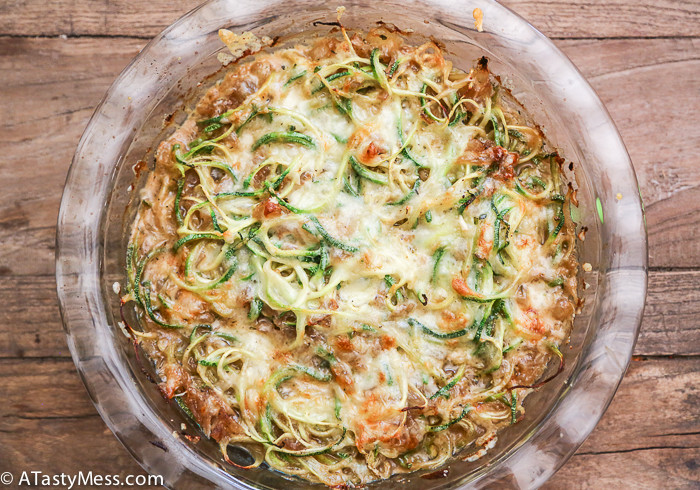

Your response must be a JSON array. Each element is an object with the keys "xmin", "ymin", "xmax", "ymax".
[
  {"xmin": 1, "ymin": 358, "xmax": 696, "ymax": 486},
  {"xmin": 0, "ymin": 36, "xmax": 144, "ymax": 277},
  {"xmin": 2, "ymin": 270, "xmax": 698, "ymax": 359},
  {"xmin": 0, "ymin": 0, "xmax": 698, "ymax": 38},
  {"xmin": 557, "ymin": 37, "xmax": 700, "ymax": 269},
  {"xmin": 0, "ymin": 1, "xmax": 698, "ymax": 488},
  {"xmin": 1, "ymin": 37, "xmax": 699, "ymax": 276},
  {"xmin": 546, "ymin": 448, "xmax": 700, "ymax": 490}
]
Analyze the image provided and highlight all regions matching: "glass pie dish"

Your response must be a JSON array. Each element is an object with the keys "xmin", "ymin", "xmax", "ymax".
[{"xmin": 56, "ymin": 0, "xmax": 648, "ymax": 487}]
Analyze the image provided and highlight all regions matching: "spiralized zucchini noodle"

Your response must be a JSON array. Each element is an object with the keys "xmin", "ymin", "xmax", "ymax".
[{"xmin": 123, "ymin": 22, "xmax": 578, "ymax": 487}]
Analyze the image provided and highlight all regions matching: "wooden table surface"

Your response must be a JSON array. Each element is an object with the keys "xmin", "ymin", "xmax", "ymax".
[{"xmin": 1, "ymin": 1, "xmax": 698, "ymax": 488}]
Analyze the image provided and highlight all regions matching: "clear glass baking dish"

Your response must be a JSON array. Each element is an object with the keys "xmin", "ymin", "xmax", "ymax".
[{"xmin": 56, "ymin": 0, "xmax": 648, "ymax": 487}]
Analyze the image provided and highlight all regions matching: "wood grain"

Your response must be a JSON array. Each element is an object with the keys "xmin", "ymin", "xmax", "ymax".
[
  {"xmin": 1, "ymin": 36, "xmax": 699, "ymax": 277},
  {"xmin": 546, "ymin": 448, "xmax": 700, "ymax": 489},
  {"xmin": 2, "ymin": 270, "xmax": 697, "ymax": 359},
  {"xmin": 641, "ymin": 270, "xmax": 700, "ymax": 356},
  {"xmin": 0, "ymin": 0, "xmax": 698, "ymax": 39},
  {"xmin": 0, "ymin": 416, "xmax": 155, "ymax": 487},
  {"xmin": 0, "ymin": 2, "xmax": 698, "ymax": 486},
  {"xmin": 573, "ymin": 357, "xmax": 700, "ymax": 454},
  {"xmin": 1, "ymin": 357, "xmax": 695, "ymax": 451},
  {"xmin": 1, "ymin": 357, "xmax": 696, "ymax": 485},
  {"xmin": 560, "ymin": 37, "xmax": 700, "ymax": 269},
  {"xmin": 0, "ymin": 37, "xmax": 143, "ymax": 276},
  {"xmin": 501, "ymin": 0, "xmax": 700, "ymax": 39}
]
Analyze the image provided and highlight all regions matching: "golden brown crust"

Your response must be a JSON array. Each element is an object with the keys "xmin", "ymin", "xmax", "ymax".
[{"xmin": 125, "ymin": 26, "xmax": 578, "ymax": 486}]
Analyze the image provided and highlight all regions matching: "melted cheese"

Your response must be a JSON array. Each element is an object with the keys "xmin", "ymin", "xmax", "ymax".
[{"xmin": 127, "ymin": 27, "xmax": 578, "ymax": 486}]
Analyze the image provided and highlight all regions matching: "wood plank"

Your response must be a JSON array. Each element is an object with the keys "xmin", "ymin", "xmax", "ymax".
[
  {"xmin": 575, "ymin": 357, "xmax": 700, "ymax": 453},
  {"xmin": 547, "ymin": 357, "xmax": 700, "ymax": 487},
  {"xmin": 558, "ymin": 38, "xmax": 700, "ymax": 269},
  {"xmin": 0, "ymin": 0, "xmax": 201, "ymax": 38},
  {"xmin": 1, "ymin": 4, "xmax": 697, "ymax": 487},
  {"xmin": 0, "ymin": 416, "xmax": 158, "ymax": 488},
  {"xmin": 641, "ymin": 271, "xmax": 700, "ymax": 357},
  {"xmin": 1, "ymin": 37, "xmax": 698, "ymax": 277},
  {"xmin": 502, "ymin": 0, "xmax": 700, "ymax": 39},
  {"xmin": 1, "ymin": 358, "xmax": 98, "ymax": 418},
  {"xmin": 546, "ymin": 448, "xmax": 700, "ymax": 489},
  {"xmin": 1, "ymin": 357, "xmax": 692, "ymax": 452},
  {"xmin": 0, "ymin": 0, "xmax": 698, "ymax": 38},
  {"xmin": 0, "ymin": 358, "xmax": 163, "ymax": 487},
  {"xmin": 3, "ymin": 269, "xmax": 697, "ymax": 359},
  {"xmin": 0, "ymin": 36, "xmax": 143, "ymax": 276},
  {"xmin": 1, "ymin": 357, "xmax": 696, "ymax": 484},
  {"xmin": 0, "ymin": 275, "xmax": 68, "ymax": 359}
]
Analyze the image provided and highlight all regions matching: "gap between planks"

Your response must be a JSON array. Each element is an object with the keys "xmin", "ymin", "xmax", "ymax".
[
  {"xmin": 2, "ymin": 353, "xmax": 698, "ymax": 362},
  {"xmin": 5, "ymin": 265, "xmax": 700, "ymax": 279},
  {"xmin": 1, "ymin": 33, "xmax": 699, "ymax": 41}
]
